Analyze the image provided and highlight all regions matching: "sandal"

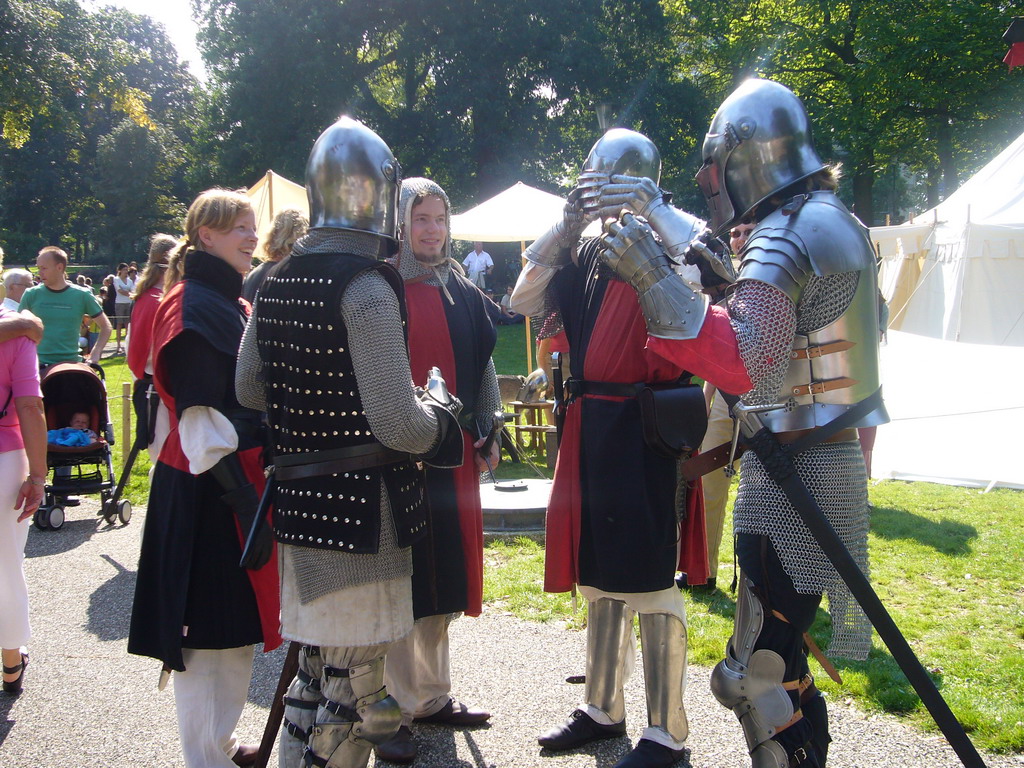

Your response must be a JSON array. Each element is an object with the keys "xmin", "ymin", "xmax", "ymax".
[{"xmin": 3, "ymin": 651, "xmax": 29, "ymax": 694}]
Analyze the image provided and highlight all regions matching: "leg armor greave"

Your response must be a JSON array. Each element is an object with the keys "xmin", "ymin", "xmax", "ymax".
[
  {"xmin": 585, "ymin": 598, "xmax": 635, "ymax": 724},
  {"xmin": 306, "ymin": 652, "xmax": 402, "ymax": 768},
  {"xmin": 710, "ymin": 575, "xmax": 795, "ymax": 768},
  {"xmin": 280, "ymin": 646, "xmax": 323, "ymax": 768},
  {"xmin": 638, "ymin": 611, "xmax": 689, "ymax": 744}
]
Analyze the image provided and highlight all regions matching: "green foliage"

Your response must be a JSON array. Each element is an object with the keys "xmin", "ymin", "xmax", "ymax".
[
  {"xmin": 483, "ymin": 537, "xmax": 584, "ymax": 628},
  {"xmin": 93, "ymin": 120, "xmax": 188, "ymax": 253},
  {"xmin": 0, "ymin": 2, "xmax": 198, "ymax": 261},
  {"xmin": 192, "ymin": 0, "xmax": 706, "ymax": 209},
  {"xmin": 664, "ymin": 0, "xmax": 1024, "ymax": 223}
]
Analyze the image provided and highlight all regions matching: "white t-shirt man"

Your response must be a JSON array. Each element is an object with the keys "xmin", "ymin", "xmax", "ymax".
[
  {"xmin": 462, "ymin": 244, "xmax": 493, "ymax": 290},
  {"xmin": 113, "ymin": 275, "xmax": 134, "ymax": 307}
]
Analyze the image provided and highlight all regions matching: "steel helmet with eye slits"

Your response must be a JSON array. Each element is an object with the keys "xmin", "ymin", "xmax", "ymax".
[{"xmin": 696, "ymin": 78, "xmax": 825, "ymax": 236}]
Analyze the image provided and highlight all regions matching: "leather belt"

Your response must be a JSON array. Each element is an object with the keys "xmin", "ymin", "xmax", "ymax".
[
  {"xmin": 679, "ymin": 428, "xmax": 859, "ymax": 481},
  {"xmin": 274, "ymin": 443, "xmax": 408, "ymax": 481},
  {"xmin": 564, "ymin": 378, "xmax": 643, "ymax": 399}
]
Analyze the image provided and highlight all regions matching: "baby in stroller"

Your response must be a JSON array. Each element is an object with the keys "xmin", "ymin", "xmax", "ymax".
[
  {"xmin": 34, "ymin": 362, "xmax": 121, "ymax": 530},
  {"xmin": 47, "ymin": 411, "xmax": 99, "ymax": 447}
]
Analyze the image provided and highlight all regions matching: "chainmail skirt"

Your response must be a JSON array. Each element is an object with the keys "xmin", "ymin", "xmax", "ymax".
[{"xmin": 734, "ymin": 440, "xmax": 871, "ymax": 660}]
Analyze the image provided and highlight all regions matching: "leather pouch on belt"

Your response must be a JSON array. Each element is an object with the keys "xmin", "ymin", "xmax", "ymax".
[{"xmin": 638, "ymin": 383, "xmax": 708, "ymax": 459}]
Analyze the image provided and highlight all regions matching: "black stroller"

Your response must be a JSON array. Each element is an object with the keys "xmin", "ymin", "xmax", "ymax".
[{"xmin": 35, "ymin": 362, "xmax": 129, "ymax": 529}]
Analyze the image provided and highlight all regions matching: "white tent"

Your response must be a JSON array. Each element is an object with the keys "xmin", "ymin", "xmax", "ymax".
[
  {"xmin": 247, "ymin": 170, "xmax": 309, "ymax": 247},
  {"xmin": 449, "ymin": 181, "xmax": 600, "ymax": 242},
  {"xmin": 868, "ymin": 132, "xmax": 1024, "ymax": 490},
  {"xmin": 872, "ymin": 131, "xmax": 1024, "ymax": 345},
  {"xmin": 449, "ymin": 182, "xmax": 599, "ymax": 372}
]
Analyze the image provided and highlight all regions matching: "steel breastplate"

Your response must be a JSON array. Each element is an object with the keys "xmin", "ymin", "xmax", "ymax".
[{"xmin": 762, "ymin": 264, "xmax": 889, "ymax": 432}]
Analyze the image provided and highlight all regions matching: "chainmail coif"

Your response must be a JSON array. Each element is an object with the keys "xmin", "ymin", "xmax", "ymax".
[
  {"xmin": 391, "ymin": 177, "xmax": 502, "ymax": 434},
  {"xmin": 236, "ymin": 227, "xmax": 438, "ymax": 603}
]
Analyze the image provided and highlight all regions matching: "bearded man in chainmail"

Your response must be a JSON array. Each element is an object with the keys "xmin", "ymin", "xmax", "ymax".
[
  {"xmin": 511, "ymin": 129, "xmax": 710, "ymax": 768},
  {"xmin": 373, "ymin": 177, "xmax": 501, "ymax": 764},
  {"xmin": 235, "ymin": 118, "xmax": 463, "ymax": 768},
  {"xmin": 592, "ymin": 79, "xmax": 889, "ymax": 768}
]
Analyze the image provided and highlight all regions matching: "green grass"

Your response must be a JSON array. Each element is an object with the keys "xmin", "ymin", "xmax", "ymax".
[
  {"xmin": 493, "ymin": 323, "xmax": 531, "ymax": 375},
  {"xmin": 482, "ymin": 477, "xmax": 1024, "ymax": 754},
  {"xmin": 95, "ymin": 353, "xmax": 1024, "ymax": 753},
  {"xmin": 96, "ymin": 356, "xmax": 153, "ymax": 509}
]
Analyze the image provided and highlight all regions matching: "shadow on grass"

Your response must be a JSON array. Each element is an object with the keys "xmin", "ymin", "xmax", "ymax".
[
  {"xmin": 869, "ymin": 505, "xmax": 976, "ymax": 556},
  {"xmin": 809, "ymin": 609, "xmax": 933, "ymax": 715},
  {"xmin": 830, "ymin": 649, "xmax": 927, "ymax": 714}
]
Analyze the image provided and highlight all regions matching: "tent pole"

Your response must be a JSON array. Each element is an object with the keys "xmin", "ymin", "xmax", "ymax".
[
  {"xmin": 267, "ymin": 170, "xmax": 274, "ymax": 218},
  {"xmin": 522, "ymin": 239, "xmax": 533, "ymax": 373}
]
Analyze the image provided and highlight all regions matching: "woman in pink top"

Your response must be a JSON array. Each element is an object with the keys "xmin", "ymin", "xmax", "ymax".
[{"xmin": 0, "ymin": 306, "xmax": 48, "ymax": 695}]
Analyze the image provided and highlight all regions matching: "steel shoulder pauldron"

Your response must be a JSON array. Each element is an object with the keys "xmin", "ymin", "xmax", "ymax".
[{"xmin": 738, "ymin": 192, "xmax": 875, "ymax": 301}]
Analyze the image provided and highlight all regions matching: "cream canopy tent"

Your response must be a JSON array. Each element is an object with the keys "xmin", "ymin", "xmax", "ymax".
[
  {"xmin": 449, "ymin": 182, "xmax": 600, "ymax": 372},
  {"xmin": 868, "ymin": 132, "xmax": 1024, "ymax": 490},
  {"xmin": 449, "ymin": 181, "xmax": 600, "ymax": 242},
  {"xmin": 871, "ymin": 131, "xmax": 1024, "ymax": 345},
  {"xmin": 246, "ymin": 170, "xmax": 309, "ymax": 248}
]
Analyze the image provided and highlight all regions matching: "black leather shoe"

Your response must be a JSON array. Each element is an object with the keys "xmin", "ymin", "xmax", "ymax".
[
  {"xmin": 2, "ymin": 651, "xmax": 28, "ymax": 694},
  {"xmin": 538, "ymin": 709, "xmax": 626, "ymax": 751},
  {"xmin": 375, "ymin": 725, "xmax": 417, "ymax": 764},
  {"xmin": 611, "ymin": 738, "xmax": 686, "ymax": 768},
  {"xmin": 414, "ymin": 698, "xmax": 490, "ymax": 726}
]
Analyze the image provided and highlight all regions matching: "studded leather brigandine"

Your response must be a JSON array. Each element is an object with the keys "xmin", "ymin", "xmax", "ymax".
[{"xmin": 256, "ymin": 252, "xmax": 427, "ymax": 554}]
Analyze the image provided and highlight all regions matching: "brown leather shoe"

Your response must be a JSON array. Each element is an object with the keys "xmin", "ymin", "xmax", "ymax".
[
  {"xmin": 230, "ymin": 744, "xmax": 259, "ymax": 767},
  {"xmin": 374, "ymin": 725, "xmax": 417, "ymax": 764},
  {"xmin": 413, "ymin": 698, "xmax": 490, "ymax": 726}
]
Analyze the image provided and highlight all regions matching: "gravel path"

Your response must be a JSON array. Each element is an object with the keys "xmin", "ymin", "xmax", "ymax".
[{"xmin": 1, "ymin": 499, "xmax": 1017, "ymax": 768}]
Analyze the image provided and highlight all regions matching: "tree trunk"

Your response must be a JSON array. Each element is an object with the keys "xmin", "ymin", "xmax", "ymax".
[
  {"xmin": 852, "ymin": 169, "xmax": 874, "ymax": 227},
  {"xmin": 936, "ymin": 118, "xmax": 957, "ymax": 202},
  {"xmin": 926, "ymin": 165, "xmax": 940, "ymax": 210}
]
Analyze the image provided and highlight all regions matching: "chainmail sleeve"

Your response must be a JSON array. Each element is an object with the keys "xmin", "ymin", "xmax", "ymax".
[
  {"xmin": 474, "ymin": 358, "xmax": 501, "ymax": 436},
  {"xmin": 235, "ymin": 305, "xmax": 266, "ymax": 411},
  {"xmin": 727, "ymin": 279, "xmax": 797, "ymax": 403},
  {"xmin": 340, "ymin": 270, "xmax": 439, "ymax": 455}
]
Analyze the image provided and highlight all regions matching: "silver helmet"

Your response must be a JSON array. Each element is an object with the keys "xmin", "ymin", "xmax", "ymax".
[
  {"xmin": 305, "ymin": 116, "xmax": 401, "ymax": 251},
  {"xmin": 582, "ymin": 128, "xmax": 661, "ymax": 183},
  {"xmin": 696, "ymin": 78, "xmax": 825, "ymax": 235},
  {"xmin": 578, "ymin": 128, "xmax": 661, "ymax": 214}
]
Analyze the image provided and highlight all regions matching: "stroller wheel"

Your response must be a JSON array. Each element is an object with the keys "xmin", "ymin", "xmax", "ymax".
[
  {"xmin": 34, "ymin": 507, "xmax": 51, "ymax": 530},
  {"xmin": 117, "ymin": 500, "xmax": 133, "ymax": 525},
  {"xmin": 101, "ymin": 499, "xmax": 117, "ymax": 524},
  {"xmin": 48, "ymin": 506, "xmax": 65, "ymax": 530}
]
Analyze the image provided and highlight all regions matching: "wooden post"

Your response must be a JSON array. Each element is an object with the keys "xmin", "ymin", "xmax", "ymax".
[
  {"xmin": 521, "ymin": 239, "xmax": 533, "ymax": 374},
  {"xmin": 121, "ymin": 381, "xmax": 131, "ymax": 470}
]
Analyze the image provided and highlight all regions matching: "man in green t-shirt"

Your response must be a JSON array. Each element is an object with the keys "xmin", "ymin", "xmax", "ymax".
[{"xmin": 20, "ymin": 246, "xmax": 111, "ymax": 366}]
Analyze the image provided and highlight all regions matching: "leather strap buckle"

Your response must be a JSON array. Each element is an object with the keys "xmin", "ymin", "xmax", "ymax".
[{"xmin": 790, "ymin": 376, "xmax": 858, "ymax": 397}]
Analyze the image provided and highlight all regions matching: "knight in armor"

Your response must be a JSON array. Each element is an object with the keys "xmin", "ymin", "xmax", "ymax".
[
  {"xmin": 592, "ymin": 79, "xmax": 889, "ymax": 767},
  {"xmin": 374, "ymin": 177, "xmax": 501, "ymax": 764},
  {"xmin": 235, "ymin": 119, "xmax": 462, "ymax": 768},
  {"xmin": 128, "ymin": 189, "xmax": 282, "ymax": 768},
  {"xmin": 510, "ymin": 129, "xmax": 710, "ymax": 768}
]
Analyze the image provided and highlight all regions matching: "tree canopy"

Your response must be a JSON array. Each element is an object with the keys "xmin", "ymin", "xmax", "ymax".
[{"xmin": 1, "ymin": 0, "xmax": 1021, "ymax": 264}]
